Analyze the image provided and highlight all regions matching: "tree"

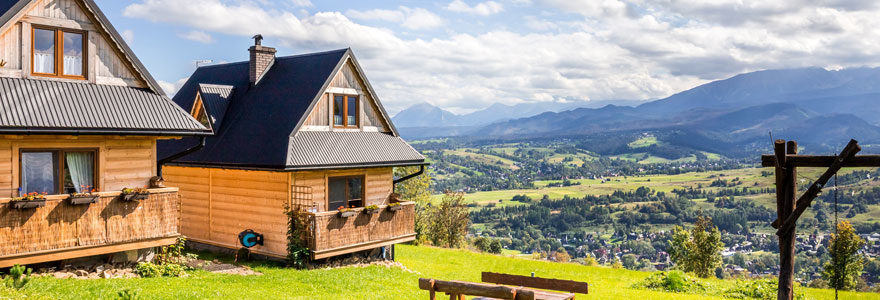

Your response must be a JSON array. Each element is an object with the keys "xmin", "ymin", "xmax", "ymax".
[
  {"xmin": 823, "ymin": 221, "xmax": 865, "ymax": 295},
  {"xmin": 488, "ymin": 239, "xmax": 503, "ymax": 254},
  {"xmin": 394, "ymin": 166, "xmax": 432, "ymax": 244},
  {"xmin": 667, "ymin": 215, "xmax": 724, "ymax": 278},
  {"xmin": 428, "ymin": 192, "xmax": 470, "ymax": 248}
]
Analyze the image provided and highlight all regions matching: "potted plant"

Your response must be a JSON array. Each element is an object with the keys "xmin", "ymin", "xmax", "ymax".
[
  {"xmin": 69, "ymin": 185, "xmax": 99, "ymax": 205},
  {"xmin": 120, "ymin": 187, "xmax": 150, "ymax": 202},
  {"xmin": 10, "ymin": 192, "xmax": 48, "ymax": 209},
  {"xmin": 387, "ymin": 202, "xmax": 403, "ymax": 212},
  {"xmin": 337, "ymin": 206, "xmax": 357, "ymax": 218},
  {"xmin": 363, "ymin": 205, "xmax": 380, "ymax": 215}
]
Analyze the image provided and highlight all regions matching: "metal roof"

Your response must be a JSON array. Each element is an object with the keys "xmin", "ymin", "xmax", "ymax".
[
  {"xmin": 0, "ymin": 77, "xmax": 211, "ymax": 135},
  {"xmin": 286, "ymin": 131, "xmax": 426, "ymax": 170},
  {"xmin": 158, "ymin": 49, "xmax": 425, "ymax": 170},
  {"xmin": 198, "ymin": 84, "xmax": 234, "ymax": 131}
]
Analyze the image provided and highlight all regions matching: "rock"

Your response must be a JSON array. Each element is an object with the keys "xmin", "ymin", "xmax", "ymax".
[
  {"xmin": 101, "ymin": 270, "xmax": 112, "ymax": 279},
  {"xmin": 95, "ymin": 265, "xmax": 105, "ymax": 273},
  {"xmin": 74, "ymin": 270, "xmax": 88, "ymax": 277}
]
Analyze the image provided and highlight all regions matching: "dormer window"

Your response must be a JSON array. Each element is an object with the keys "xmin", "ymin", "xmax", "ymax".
[
  {"xmin": 333, "ymin": 95, "xmax": 358, "ymax": 128},
  {"xmin": 32, "ymin": 26, "xmax": 86, "ymax": 79}
]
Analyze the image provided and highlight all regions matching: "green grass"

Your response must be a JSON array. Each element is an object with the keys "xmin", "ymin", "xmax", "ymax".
[
  {"xmin": 628, "ymin": 136, "xmax": 659, "ymax": 148},
  {"xmin": 1, "ymin": 245, "xmax": 875, "ymax": 299}
]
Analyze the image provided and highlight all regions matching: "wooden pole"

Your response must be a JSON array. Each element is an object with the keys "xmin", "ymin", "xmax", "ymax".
[{"xmin": 778, "ymin": 141, "xmax": 797, "ymax": 300}]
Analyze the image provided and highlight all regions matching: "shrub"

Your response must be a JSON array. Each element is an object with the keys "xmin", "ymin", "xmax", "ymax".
[
  {"xmin": 724, "ymin": 278, "xmax": 804, "ymax": 300},
  {"xmin": 636, "ymin": 271, "xmax": 706, "ymax": 293},
  {"xmin": 4, "ymin": 264, "xmax": 31, "ymax": 290},
  {"xmin": 135, "ymin": 262, "xmax": 186, "ymax": 278},
  {"xmin": 116, "ymin": 289, "xmax": 140, "ymax": 300}
]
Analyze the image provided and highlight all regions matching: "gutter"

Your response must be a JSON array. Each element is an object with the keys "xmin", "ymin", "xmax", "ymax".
[
  {"xmin": 157, "ymin": 137, "xmax": 207, "ymax": 178},
  {"xmin": 0, "ymin": 128, "xmax": 213, "ymax": 136},
  {"xmin": 393, "ymin": 164, "xmax": 426, "ymax": 191}
]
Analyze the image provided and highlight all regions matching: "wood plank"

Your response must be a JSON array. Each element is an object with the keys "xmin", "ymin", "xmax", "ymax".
[
  {"xmin": 481, "ymin": 272, "xmax": 588, "ymax": 294},
  {"xmin": 0, "ymin": 236, "xmax": 179, "ymax": 268},
  {"xmin": 313, "ymin": 234, "xmax": 415, "ymax": 259},
  {"xmin": 761, "ymin": 154, "xmax": 880, "ymax": 167}
]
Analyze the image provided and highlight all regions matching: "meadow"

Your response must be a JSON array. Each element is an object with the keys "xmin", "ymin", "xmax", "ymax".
[{"xmin": 1, "ymin": 245, "xmax": 876, "ymax": 299}]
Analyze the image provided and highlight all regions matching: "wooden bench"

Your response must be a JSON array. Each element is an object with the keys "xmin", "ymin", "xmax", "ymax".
[{"xmin": 418, "ymin": 272, "xmax": 588, "ymax": 300}]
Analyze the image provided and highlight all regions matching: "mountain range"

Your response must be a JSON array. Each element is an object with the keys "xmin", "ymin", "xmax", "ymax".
[{"xmin": 393, "ymin": 67, "xmax": 880, "ymax": 156}]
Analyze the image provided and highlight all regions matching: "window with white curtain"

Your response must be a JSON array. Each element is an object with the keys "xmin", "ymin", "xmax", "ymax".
[
  {"xmin": 20, "ymin": 149, "xmax": 97, "ymax": 196},
  {"xmin": 32, "ymin": 27, "xmax": 86, "ymax": 78}
]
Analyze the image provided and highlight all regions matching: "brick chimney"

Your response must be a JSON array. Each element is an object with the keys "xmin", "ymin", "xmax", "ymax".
[{"xmin": 249, "ymin": 34, "xmax": 276, "ymax": 84}]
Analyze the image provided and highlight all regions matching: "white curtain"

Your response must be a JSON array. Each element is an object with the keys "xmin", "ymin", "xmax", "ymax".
[
  {"xmin": 22, "ymin": 152, "xmax": 55, "ymax": 194},
  {"xmin": 65, "ymin": 152, "xmax": 93, "ymax": 193},
  {"xmin": 34, "ymin": 52, "xmax": 54, "ymax": 74},
  {"xmin": 63, "ymin": 55, "xmax": 82, "ymax": 76}
]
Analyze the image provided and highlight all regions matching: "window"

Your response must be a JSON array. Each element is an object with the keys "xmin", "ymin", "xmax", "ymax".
[
  {"xmin": 32, "ymin": 26, "xmax": 86, "ymax": 79},
  {"xmin": 333, "ymin": 95, "xmax": 359, "ymax": 128},
  {"xmin": 20, "ymin": 149, "xmax": 96, "ymax": 195},
  {"xmin": 328, "ymin": 176, "xmax": 364, "ymax": 210}
]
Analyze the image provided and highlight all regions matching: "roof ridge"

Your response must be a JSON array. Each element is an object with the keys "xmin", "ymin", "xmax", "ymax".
[{"xmin": 195, "ymin": 48, "xmax": 349, "ymax": 70}]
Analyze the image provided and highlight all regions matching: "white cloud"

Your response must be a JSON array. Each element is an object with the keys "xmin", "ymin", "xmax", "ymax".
[
  {"xmin": 347, "ymin": 7, "xmax": 445, "ymax": 30},
  {"xmin": 126, "ymin": 0, "xmax": 880, "ymax": 113},
  {"xmin": 158, "ymin": 77, "xmax": 190, "ymax": 96},
  {"xmin": 291, "ymin": 0, "xmax": 312, "ymax": 8},
  {"xmin": 446, "ymin": 0, "xmax": 504, "ymax": 16},
  {"xmin": 179, "ymin": 30, "xmax": 215, "ymax": 44},
  {"xmin": 121, "ymin": 29, "xmax": 134, "ymax": 44}
]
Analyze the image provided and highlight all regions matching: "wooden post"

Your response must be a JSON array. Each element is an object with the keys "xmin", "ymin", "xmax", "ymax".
[{"xmin": 778, "ymin": 141, "xmax": 797, "ymax": 300}]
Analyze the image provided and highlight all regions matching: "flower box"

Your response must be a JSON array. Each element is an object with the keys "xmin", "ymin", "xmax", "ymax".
[
  {"xmin": 387, "ymin": 204, "xmax": 403, "ymax": 212},
  {"xmin": 337, "ymin": 210, "xmax": 357, "ymax": 218},
  {"xmin": 69, "ymin": 195, "xmax": 99, "ymax": 205},
  {"xmin": 11, "ymin": 199, "xmax": 46, "ymax": 210},
  {"xmin": 121, "ymin": 192, "xmax": 149, "ymax": 202},
  {"xmin": 363, "ymin": 205, "xmax": 380, "ymax": 215}
]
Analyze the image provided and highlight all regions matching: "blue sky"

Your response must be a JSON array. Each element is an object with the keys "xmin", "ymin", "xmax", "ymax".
[{"xmin": 96, "ymin": 0, "xmax": 880, "ymax": 114}]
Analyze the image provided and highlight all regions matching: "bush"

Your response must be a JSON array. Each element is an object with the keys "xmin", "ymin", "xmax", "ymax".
[
  {"xmin": 636, "ymin": 271, "xmax": 706, "ymax": 293},
  {"xmin": 116, "ymin": 289, "xmax": 140, "ymax": 300},
  {"xmin": 135, "ymin": 262, "xmax": 186, "ymax": 278},
  {"xmin": 724, "ymin": 279, "xmax": 805, "ymax": 300},
  {"xmin": 4, "ymin": 264, "xmax": 31, "ymax": 290}
]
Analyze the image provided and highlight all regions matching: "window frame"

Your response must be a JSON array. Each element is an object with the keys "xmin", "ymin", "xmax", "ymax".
[
  {"xmin": 31, "ymin": 25, "xmax": 88, "ymax": 80},
  {"xmin": 332, "ymin": 95, "xmax": 359, "ymax": 128},
  {"xmin": 327, "ymin": 175, "xmax": 366, "ymax": 211},
  {"xmin": 18, "ymin": 148, "xmax": 99, "ymax": 195}
]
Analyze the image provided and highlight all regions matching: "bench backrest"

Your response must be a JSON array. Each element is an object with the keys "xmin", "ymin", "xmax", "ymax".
[{"xmin": 481, "ymin": 272, "xmax": 589, "ymax": 294}]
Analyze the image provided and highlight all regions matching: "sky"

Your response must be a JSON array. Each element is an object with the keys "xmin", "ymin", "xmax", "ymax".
[{"xmin": 95, "ymin": 0, "xmax": 880, "ymax": 114}]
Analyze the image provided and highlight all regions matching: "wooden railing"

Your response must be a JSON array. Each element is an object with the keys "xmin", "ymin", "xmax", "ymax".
[
  {"xmin": 308, "ymin": 201, "xmax": 416, "ymax": 259},
  {"xmin": 0, "ymin": 188, "xmax": 180, "ymax": 267}
]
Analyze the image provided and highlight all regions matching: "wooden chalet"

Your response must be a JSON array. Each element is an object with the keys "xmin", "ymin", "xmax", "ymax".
[
  {"xmin": 0, "ymin": 0, "xmax": 211, "ymax": 267},
  {"xmin": 158, "ymin": 37, "xmax": 426, "ymax": 260}
]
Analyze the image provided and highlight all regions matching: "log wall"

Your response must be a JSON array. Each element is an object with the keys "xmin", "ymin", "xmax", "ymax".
[
  {"xmin": 162, "ymin": 166, "xmax": 290, "ymax": 257},
  {"xmin": 0, "ymin": 136, "xmax": 158, "ymax": 198},
  {"xmin": 291, "ymin": 167, "xmax": 394, "ymax": 212},
  {"xmin": 310, "ymin": 202, "xmax": 416, "ymax": 259}
]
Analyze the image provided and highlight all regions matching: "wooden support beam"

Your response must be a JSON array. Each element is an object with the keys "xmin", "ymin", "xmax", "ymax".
[
  {"xmin": 760, "ymin": 154, "xmax": 880, "ymax": 168},
  {"xmin": 778, "ymin": 140, "xmax": 797, "ymax": 300},
  {"xmin": 774, "ymin": 139, "xmax": 861, "ymax": 235}
]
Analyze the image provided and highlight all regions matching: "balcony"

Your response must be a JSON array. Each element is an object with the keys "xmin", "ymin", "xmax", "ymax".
[
  {"xmin": 0, "ymin": 188, "xmax": 181, "ymax": 267},
  {"xmin": 307, "ymin": 201, "xmax": 416, "ymax": 259}
]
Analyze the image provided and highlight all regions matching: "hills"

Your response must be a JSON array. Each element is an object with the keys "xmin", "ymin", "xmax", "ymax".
[{"xmin": 396, "ymin": 67, "xmax": 880, "ymax": 156}]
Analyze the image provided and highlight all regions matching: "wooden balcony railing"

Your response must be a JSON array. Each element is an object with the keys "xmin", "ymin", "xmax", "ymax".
[
  {"xmin": 0, "ymin": 188, "xmax": 181, "ymax": 267},
  {"xmin": 308, "ymin": 201, "xmax": 416, "ymax": 259}
]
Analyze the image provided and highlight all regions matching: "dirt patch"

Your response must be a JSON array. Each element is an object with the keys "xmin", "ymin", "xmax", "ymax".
[{"xmin": 187, "ymin": 259, "xmax": 262, "ymax": 276}]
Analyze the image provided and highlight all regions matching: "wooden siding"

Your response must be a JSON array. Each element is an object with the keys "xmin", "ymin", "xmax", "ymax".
[
  {"xmin": 309, "ymin": 202, "xmax": 416, "ymax": 259},
  {"xmin": 162, "ymin": 166, "xmax": 290, "ymax": 257},
  {"xmin": 0, "ymin": 188, "xmax": 180, "ymax": 267},
  {"xmin": 0, "ymin": 23, "xmax": 20, "ymax": 70},
  {"xmin": 291, "ymin": 167, "xmax": 394, "ymax": 212},
  {"xmin": 0, "ymin": 136, "xmax": 157, "ymax": 197},
  {"xmin": 301, "ymin": 60, "xmax": 391, "ymax": 132},
  {"xmin": 0, "ymin": 0, "xmax": 146, "ymax": 88}
]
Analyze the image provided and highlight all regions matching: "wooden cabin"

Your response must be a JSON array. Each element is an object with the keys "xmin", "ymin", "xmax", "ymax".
[
  {"xmin": 159, "ymin": 37, "xmax": 426, "ymax": 260},
  {"xmin": 0, "ymin": 0, "xmax": 211, "ymax": 267}
]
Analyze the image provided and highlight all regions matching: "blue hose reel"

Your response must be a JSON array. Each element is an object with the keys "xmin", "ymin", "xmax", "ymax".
[{"xmin": 238, "ymin": 229, "xmax": 264, "ymax": 248}]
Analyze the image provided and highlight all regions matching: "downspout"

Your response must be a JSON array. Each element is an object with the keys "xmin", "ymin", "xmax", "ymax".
[
  {"xmin": 393, "ymin": 164, "xmax": 426, "ymax": 192},
  {"xmin": 157, "ymin": 136, "xmax": 207, "ymax": 179}
]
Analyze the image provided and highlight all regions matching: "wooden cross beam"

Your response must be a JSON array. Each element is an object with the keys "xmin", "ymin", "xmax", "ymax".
[{"xmin": 771, "ymin": 139, "xmax": 861, "ymax": 235}]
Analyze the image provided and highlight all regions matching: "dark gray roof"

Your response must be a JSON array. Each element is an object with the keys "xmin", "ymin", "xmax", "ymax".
[
  {"xmin": 198, "ymin": 84, "xmax": 234, "ymax": 131},
  {"xmin": 0, "ymin": 77, "xmax": 211, "ymax": 135},
  {"xmin": 159, "ymin": 49, "xmax": 424, "ymax": 170},
  {"xmin": 287, "ymin": 131, "xmax": 425, "ymax": 170}
]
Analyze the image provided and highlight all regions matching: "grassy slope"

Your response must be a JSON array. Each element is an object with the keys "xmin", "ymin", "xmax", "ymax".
[{"xmin": 1, "ymin": 245, "xmax": 876, "ymax": 300}]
